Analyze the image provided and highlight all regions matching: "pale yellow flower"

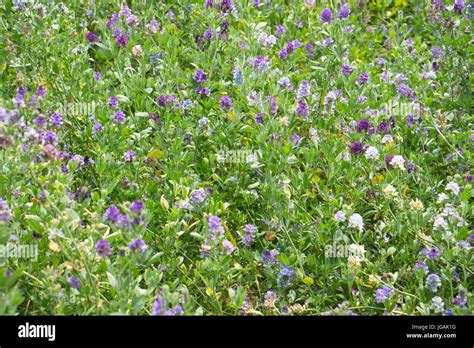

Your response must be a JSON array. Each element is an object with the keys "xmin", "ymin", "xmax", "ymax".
[
  {"xmin": 279, "ymin": 116, "xmax": 289, "ymax": 127},
  {"xmin": 409, "ymin": 198, "xmax": 424, "ymax": 212},
  {"xmin": 368, "ymin": 274, "xmax": 381, "ymax": 286},
  {"xmin": 383, "ymin": 184, "xmax": 398, "ymax": 197},
  {"xmin": 132, "ymin": 45, "xmax": 143, "ymax": 57}
]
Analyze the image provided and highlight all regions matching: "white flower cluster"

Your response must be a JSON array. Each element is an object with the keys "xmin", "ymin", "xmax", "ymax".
[
  {"xmin": 390, "ymin": 155, "xmax": 406, "ymax": 171},
  {"xmin": 365, "ymin": 146, "xmax": 379, "ymax": 160},
  {"xmin": 334, "ymin": 210, "xmax": 346, "ymax": 222},
  {"xmin": 334, "ymin": 211, "xmax": 364, "ymax": 232},
  {"xmin": 445, "ymin": 181, "xmax": 460, "ymax": 195},
  {"xmin": 383, "ymin": 184, "xmax": 397, "ymax": 198},
  {"xmin": 256, "ymin": 31, "xmax": 277, "ymax": 49},
  {"xmin": 431, "ymin": 296, "xmax": 444, "ymax": 314},
  {"xmin": 433, "ymin": 181, "xmax": 465, "ymax": 232},
  {"xmin": 348, "ymin": 213, "xmax": 364, "ymax": 232},
  {"xmin": 381, "ymin": 134, "xmax": 393, "ymax": 144}
]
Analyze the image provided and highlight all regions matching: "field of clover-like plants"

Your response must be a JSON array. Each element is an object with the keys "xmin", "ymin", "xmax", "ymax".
[{"xmin": 0, "ymin": 0, "xmax": 472, "ymax": 316}]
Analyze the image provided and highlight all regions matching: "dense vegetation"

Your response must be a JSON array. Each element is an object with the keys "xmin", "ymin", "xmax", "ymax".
[{"xmin": 0, "ymin": 0, "xmax": 472, "ymax": 315}]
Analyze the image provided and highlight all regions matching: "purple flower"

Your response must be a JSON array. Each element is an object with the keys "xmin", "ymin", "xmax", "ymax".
[
  {"xmin": 203, "ymin": 28, "xmax": 213, "ymax": 40},
  {"xmin": 44, "ymin": 131, "xmax": 57, "ymax": 145},
  {"xmin": 129, "ymin": 238, "xmax": 148, "ymax": 252},
  {"xmin": 276, "ymin": 25, "xmax": 286, "ymax": 36},
  {"xmin": 130, "ymin": 200, "xmax": 144, "ymax": 213},
  {"xmin": 357, "ymin": 72, "xmax": 369, "ymax": 85},
  {"xmin": 68, "ymin": 276, "xmax": 81, "ymax": 289},
  {"xmin": 194, "ymin": 70, "xmax": 207, "ymax": 83},
  {"xmin": 34, "ymin": 116, "xmax": 46, "ymax": 128},
  {"xmin": 289, "ymin": 39, "xmax": 302, "ymax": 51},
  {"xmin": 29, "ymin": 94, "xmax": 37, "ymax": 108},
  {"xmin": 219, "ymin": 0, "xmax": 233, "ymax": 13},
  {"xmin": 36, "ymin": 85, "xmax": 47, "ymax": 97},
  {"xmin": 218, "ymin": 20, "xmax": 230, "ymax": 40},
  {"xmin": 374, "ymin": 285, "xmax": 395, "ymax": 303},
  {"xmin": 60, "ymin": 164, "xmax": 69, "ymax": 173},
  {"xmin": 13, "ymin": 90, "xmax": 25, "ymax": 107},
  {"xmin": 105, "ymin": 205, "xmax": 121, "ymax": 223},
  {"xmin": 222, "ymin": 239, "xmax": 235, "ymax": 255},
  {"xmin": 95, "ymin": 239, "xmax": 112, "ymax": 258},
  {"xmin": 341, "ymin": 64, "xmax": 353, "ymax": 75},
  {"xmin": 264, "ymin": 290, "xmax": 279, "ymax": 308},
  {"xmin": 296, "ymin": 80, "xmax": 310, "ymax": 100},
  {"xmin": 424, "ymin": 247, "xmax": 441, "ymax": 260},
  {"xmin": 338, "ymin": 4, "xmax": 351, "ymax": 19},
  {"xmin": 277, "ymin": 267, "xmax": 296, "ymax": 288},
  {"xmin": 191, "ymin": 188, "xmax": 207, "ymax": 203},
  {"xmin": 50, "ymin": 113, "xmax": 63, "ymax": 128},
  {"xmin": 85, "ymin": 32, "xmax": 100, "ymax": 43},
  {"xmin": 242, "ymin": 224, "xmax": 256, "ymax": 247},
  {"xmin": 377, "ymin": 121, "xmax": 389, "ymax": 134},
  {"xmin": 123, "ymin": 150, "xmax": 136, "ymax": 162},
  {"xmin": 320, "ymin": 8, "xmax": 333, "ymax": 23},
  {"xmin": 406, "ymin": 114, "xmax": 416, "ymax": 128},
  {"xmin": 108, "ymin": 96, "xmax": 119, "ymax": 108},
  {"xmin": 152, "ymin": 293, "xmax": 184, "ymax": 316},
  {"xmin": 356, "ymin": 119, "xmax": 371, "ymax": 133},
  {"xmin": 305, "ymin": 43, "xmax": 314, "ymax": 57},
  {"xmin": 220, "ymin": 96, "xmax": 233, "ymax": 112},
  {"xmin": 376, "ymin": 58, "xmax": 387, "ymax": 67},
  {"xmin": 406, "ymin": 161, "xmax": 417, "ymax": 173},
  {"xmin": 415, "ymin": 260, "xmax": 429, "ymax": 273},
  {"xmin": 93, "ymin": 71, "xmax": 101, "ymax": 80},
  {"xmin": 433, "ymin": 0, "xmax": 444, "ymax": 10},
  {"xmin": 289, "ymin": 133, "xmax": 301, "ymax": 147},
  {"xmin": 279, "ymin": 47, "xmax": 289, "ymax": 59},
  {"xmin": 397, "ymin": 83, "xmax": 416, "ymax": 100},
  {"xmin": 267, "ymin": 96, "xmax": 278, "ymax": 115},
  {"xmin": 296, "ymin": 100, "xmax": 309, "ymax": 119},
  {"xmin": 349, "ymin": 141, "xmax": 365, "ymax": 155},
  {"xmin": 196, "ymin": 87, "xmax": 211, "ymax": 97},
  {"xmin": 115, "ymin": 33, "xmax": 128, "ymax": 48},
  {"xmin": 279, "ymin": 40, "xmax": 301, "ymax": 59},
  {"xmin": 454, "ymin": 0, "xmax": 464, "ymax": 14},
  {"xmin": 431, "ymin": 47, "xmax": 444, "ymax": 61},
  {"xmin": 323, "ymin": 37, "xmax": 334, "ymax": 47},
  {"xmin": 114, "ymin": 111, "xmax": 126, "ymax": 124},
  {"xmin": 92, "ymin": 123, "xmax": 104, "ymax": 134},
  {"xmin": 157, "ymin": 94, "xmax": 176, "ymax": 107},
  {"xmin": 0, "ymin": 198, "xmax": 11, "ymax": 222},
  {"xmin": 106, "ymin": 13, "xmax": 119, "ymax": 29},
  {"xmin": 426, "ymin": 274, "xmax": 441, "ymax": 292},
  {"xmin": 357, "ymin": 95, "xmax": 367, "ymax": 104},
  {"xmin": 152, "ymin": 295, "xmax": 166, "ymax": 315},
  {"xmin": 452, "ymin": 294, "xmax": 467, "ymax": 307},
  {"xmin": 262, "ymin": 249, "xmax": 280, "ymax": 264},
  {"xmin": 120, "ymin": 5, "xmax": 132, "ymax": 17},
  {"xmin": 166, "ymin": 305, "xmax": 184, "ymax": 316},
  {"xmin": 166, "ymin": 9, "xmax": 175, "ymax": 20},
  {"xmin": 147, "ymin": 19, "xmax": 161, "ymax": 34},
  {"xmin": 208, "ymin": 215, "xmax": 225, "ymax": 237},
  {"xmin": 253, "ymin": 56, "xmax": 268, "ymax": 72},
  {"xmin": 383, "ymin": 155, "xmax": 393, "ymax": 169}
]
